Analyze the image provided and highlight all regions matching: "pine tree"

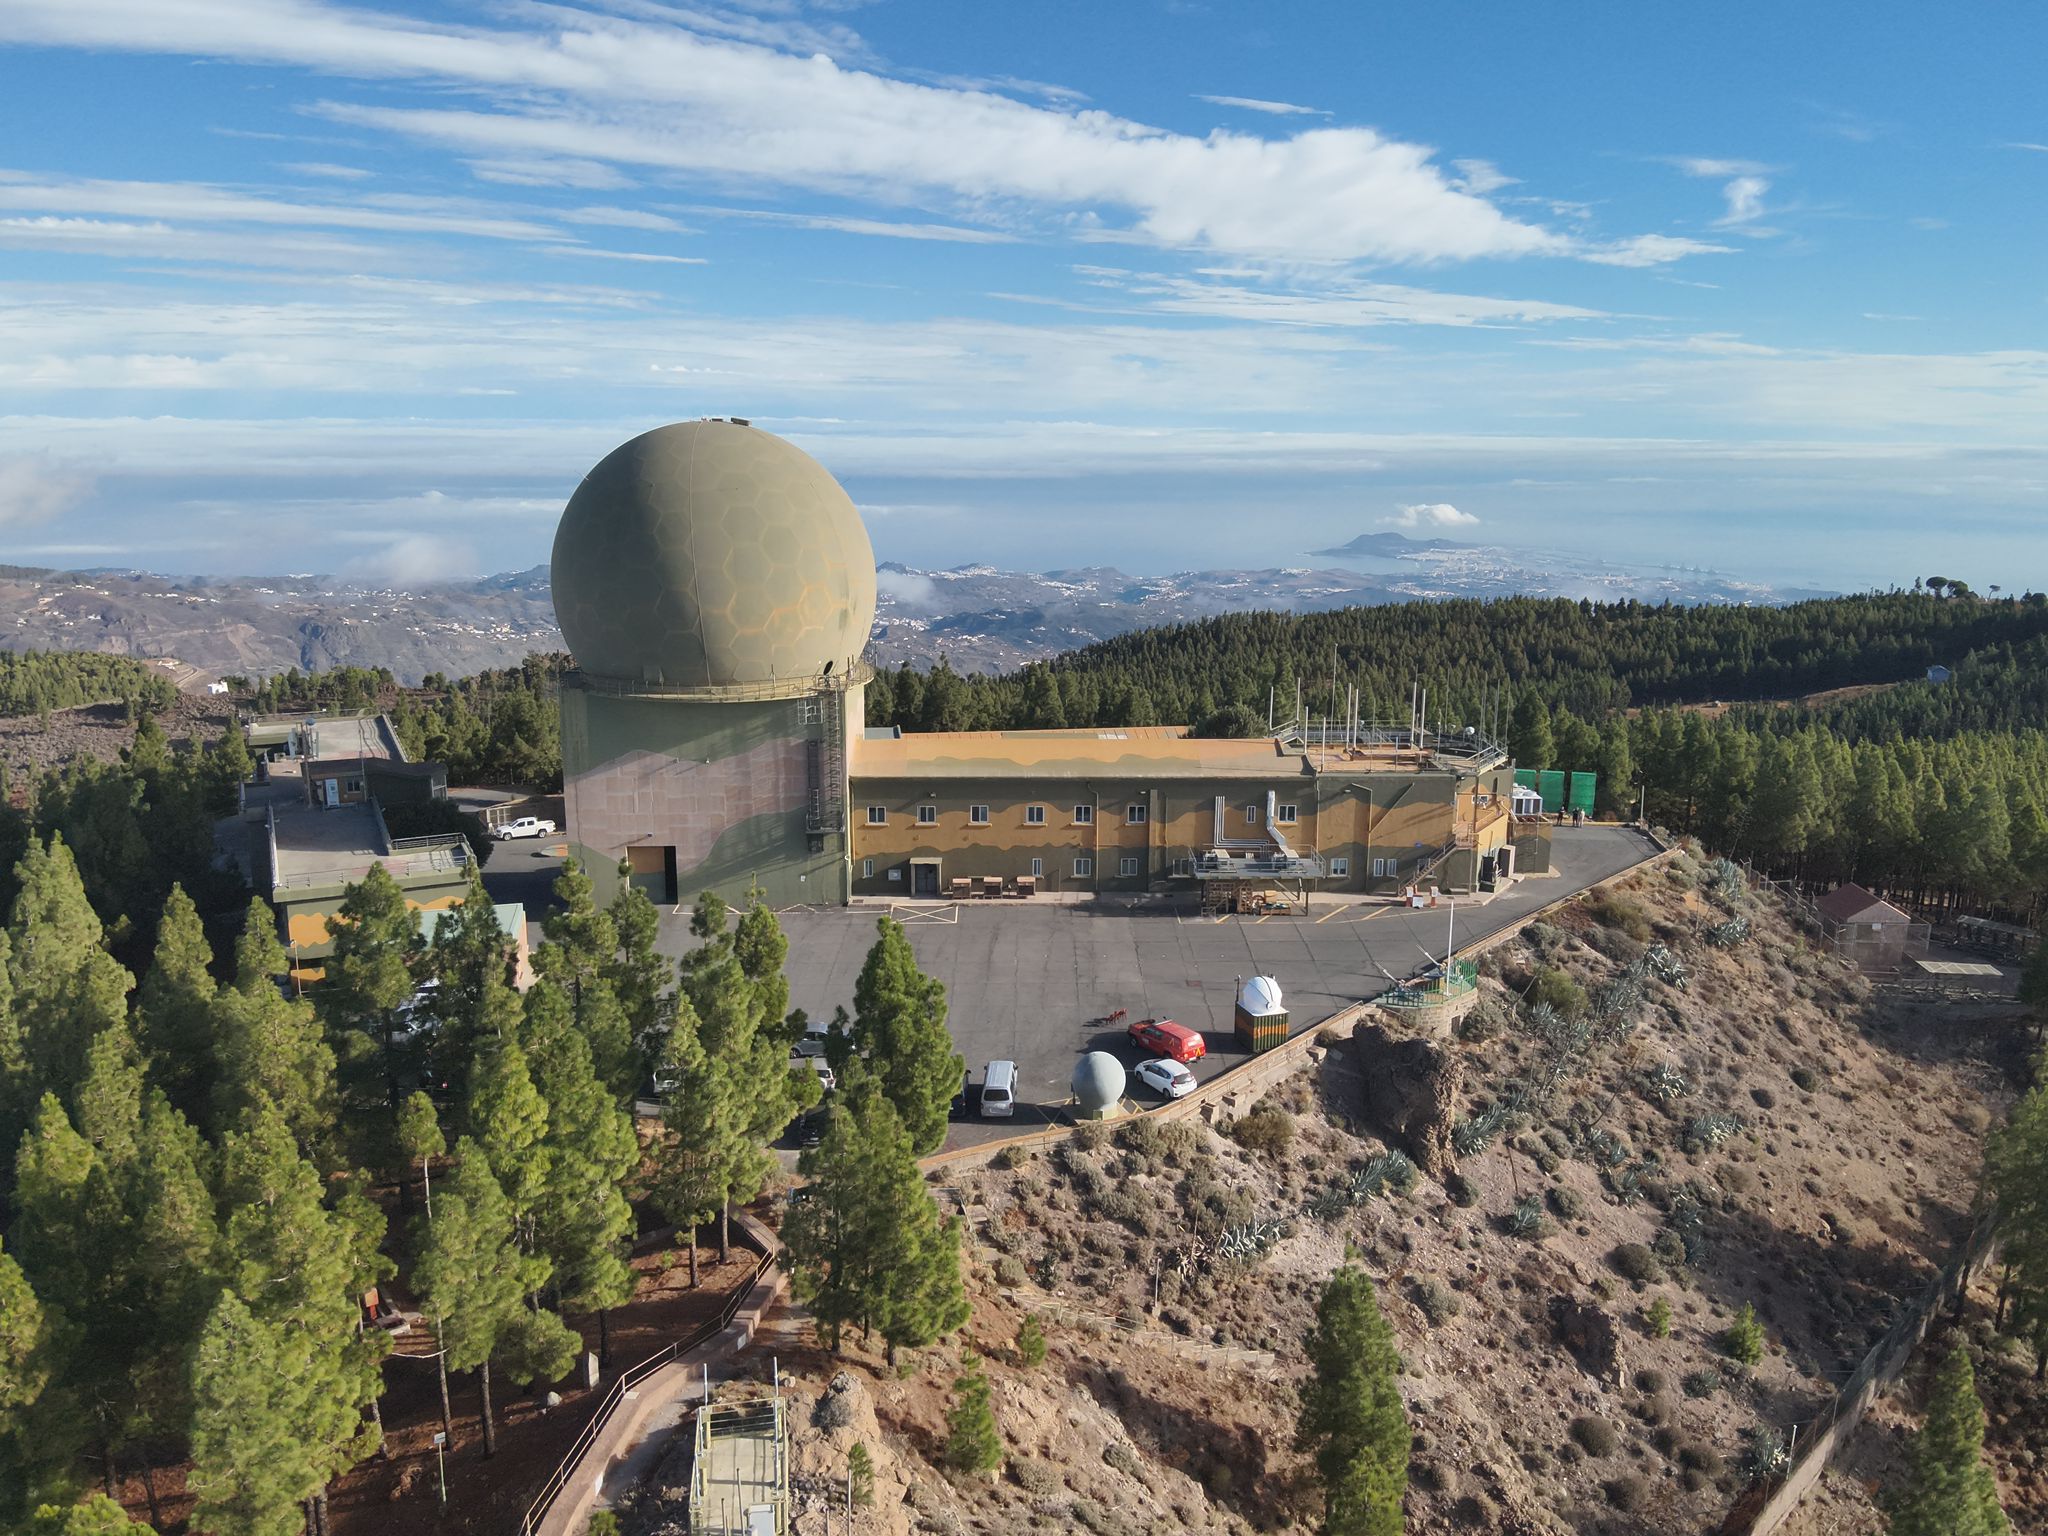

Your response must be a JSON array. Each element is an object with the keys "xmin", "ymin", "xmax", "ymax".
[
  {"xmin": 606, "ymin": 869, "xmax": 672, "ymax": 1097},
  {"xmin": 1508, "ymin": 696, "xmax": 1555, "ymax": 772},
  {"xmin": 1295, "ymin": 1267, "xmax": 1409, "ymax": 1536},
  {"xmin": 781, "ymin": 1080, "xmax": 968, "ymax": 1362},
  {"xmin": 424, "ymin": 861, "xmax": 510, "ymax": 1079},
  {"xmin": 23, "ymin": 1494, "xmax": 138, "ymax": 1534},
  {"xmin": 397, "ymin": 1090, "xmax": 445, "ymax": 1218},
  {"xmin": 409, "ymin": 1139, "xmax": 574, "ymax": 1456},
  {"xmin": 231, "ymin": 897, "xmax": 289, "ymax": 994},
  {"xmin": 212, "ymin": 945, "xmax": 340, "ymax": 1165},
  {"xmin": 207, "ymin": 1099, "xmax": 385, "ymax": 1521},
  {"xmin": 321, "ymin": 863, "xmax": 421, "ymax": 1118},
  {"xmin": 523, "ymin": 985, "xmax": 637, "ymax": 1357},
  {"xmin": 850, "ymin": 918, "xmax": 962, "ymax": 1156},
  {"xmin": 465, "ymin": 1017, "xmax": 552, "ymax": 1245},
  {"xmin": 942, "ymin": 1355, "xmax": 1002, "ymax": 1475},
  {"xmin": 134, "ymin": 884, "xmax": 219, "ymax": 1118},
  {"xmin": 1016, "ymin": 1313, "xmax": 1047, "ymax": 1368},
  {"xmin": 0, "ymin": 1231, "xmax": 84, "ymax": 1520},
  {"xmin": 1885, "ymin": 1345, "xmax": 2010, "ymax": 1536},
  {"xmin": 7, "ymin": 834, "xmax": 133, "ymax": 1135},
  {"xmin": 1987, "ymin": 1056, "xmax": 2048, "ymax": 1379},
  {"xmin": 652, "ymin": 991, "xmax": 731, "ymax": 1289}
]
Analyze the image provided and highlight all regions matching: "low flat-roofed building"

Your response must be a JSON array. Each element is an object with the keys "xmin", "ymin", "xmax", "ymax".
[
  {"xmin": 260, "ymin": 796, "xmax": 475, "ymax": 974},
  {"xmin": 848, "ymin": 724, "xmax": 1521, "ymax": 900},
  {"xmin": 419, "ymin": 900, "xmax": 535, "ymax": 990}
]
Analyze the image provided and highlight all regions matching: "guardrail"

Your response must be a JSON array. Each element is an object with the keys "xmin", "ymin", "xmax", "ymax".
[{"xmin": 518, "ymin": 1240, "xmax": 776, "ymax": 1536}]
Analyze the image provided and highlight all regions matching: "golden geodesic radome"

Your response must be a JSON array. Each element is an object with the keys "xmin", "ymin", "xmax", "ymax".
[{"xmin": 550, "ymin": 420, "xmax": 876, "ymax": 690}]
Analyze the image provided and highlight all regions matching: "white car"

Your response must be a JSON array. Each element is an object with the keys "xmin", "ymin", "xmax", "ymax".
[
  {"xmin": 1134, "ymin": 1058, "xmax": 1196, "ymax": 1100},
  {"xmin": 494, "ymin": 815, "xmax": 558, "ymax": 841}
]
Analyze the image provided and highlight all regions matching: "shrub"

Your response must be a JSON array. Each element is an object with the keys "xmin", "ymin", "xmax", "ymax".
[
  {"xmin": 1677, "ymin": 1443, "xmax": 1722, "ymax": 1474},
  {"xmin": 1588, "ymin": 893, "xmax": 1653, "ymax": 942},
  {"xmin": 1646, "ymin": 1297, "xmax": 1673, "ymax": 1338},
  {"xmin": 1548, "ymin": 1185, "xmax": 1585, "ymax": 1221},
  {"xmin": 1071, "ymin": 1121, "xmax": 1107, "ymax": 1152},
  {"xmin": 1569, "ymin": 1416, "xmax": 1618, "ymax": 1457},
  {"xmin": 585, "ymin": 1513, "xmax": 621, "ymax": 1536},
  {"xmin": 1411, "ymin": 1277, "xmax": 1462, "ymax": 1327},
  {"xmin": 992, "ymin": 1144, "xmax": 1030, "ymax": 1170},
  {"xmin": 1011, "ymin": 1457, "xmax": 1059, "ymax": 1496},
  {"xmin": 1722, "ymin": 1302, "xmax": 1764, "ymax": 1367},
  {"xmin": 1749, "ymin": 1086, "xmax": 1777, "ymax": 1110},
  {"xmin": 1604, "ymin": 1474, "xmax": 1650, "ymax": 1512},
  {"xmin": 1682, "ymin": 1369, "xmax": 1720, "ymax": 1399},
  {"xmin": 1504, "ymin": 1196, "xmax": 1547, "ymax": 1239},
  {"xmin": 1230, "ymin": 1108, "xmax": 1295, "ymax": 1160},
  {"xmin": 1116, "ymin": 1117, "xmax": 1163, "ymax": 1159},
  {"xmin": 1445, "ymin": 1172, "xmax": 1480, "ymax": 1207},
  {"xmin": 1789, "ymin": 1065, "xmax": 1820, "ymax": 1093},
  {"xmin": 1635, "ymin": 1368, "xmax": 1669, "ymax": 1395},
  {"xmin": 1527, "ymin": 967, "xmax": 1589, "ymax": 1019},
  {"xmin": 1610, "ymin": 1244, "xmax": 1663, "ymax": 1284},
  {"xmin": 993, "ymin": 1255, "xmax": 1028, "ymax": 1288},
  {"xmin": 1102, "ymin": 1440, "xmax": 1143, "ymax": 1479},
  {"xmin": 1016, "ymin": 1313, "xmax": 1047, "ymax": 1368}
]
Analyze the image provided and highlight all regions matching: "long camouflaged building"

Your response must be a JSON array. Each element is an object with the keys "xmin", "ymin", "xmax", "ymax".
[{"xmin": 551, "ymin": 419, "xmax": 1545, "ymax": 908}]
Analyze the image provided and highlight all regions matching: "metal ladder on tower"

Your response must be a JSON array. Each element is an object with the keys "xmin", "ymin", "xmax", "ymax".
[{"xmin": 817, "ymin": 685, "xmax": 845, "ymax": 831}]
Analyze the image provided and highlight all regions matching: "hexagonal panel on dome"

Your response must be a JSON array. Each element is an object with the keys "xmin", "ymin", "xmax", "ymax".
[{"xmin": 550, "ymin": 421, "xmax": 877, "ymax": 688}]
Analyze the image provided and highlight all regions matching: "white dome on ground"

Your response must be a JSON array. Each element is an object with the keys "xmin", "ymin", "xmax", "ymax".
[
  {"xmin": 1071, "ymin": 1052, "xmax": 1125, "ymax": 1117},
  {"xmin": 1239, "ymin": 975, "xmax": 1284, "ymax": 1016}
]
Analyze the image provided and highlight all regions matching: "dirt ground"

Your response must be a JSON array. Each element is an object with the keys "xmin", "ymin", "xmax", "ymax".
[
  {"xmin": 726, "ymin": 853, "xmax": 2036, "ymax": 1536},
  {"xmin": 0, "ymin": 693, "xmax": 233, "ymax": 789}
]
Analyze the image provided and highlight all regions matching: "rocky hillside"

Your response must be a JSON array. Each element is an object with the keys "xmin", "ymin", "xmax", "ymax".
[{"xmin": 669, "ymin": 850, "xmax": 2029, "ymax": 1536}]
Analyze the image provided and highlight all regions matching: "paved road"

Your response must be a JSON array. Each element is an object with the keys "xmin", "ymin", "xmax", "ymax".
[{"xmin": 665, "ymin": 825, "xmax": 1659, "ymax": 1144}]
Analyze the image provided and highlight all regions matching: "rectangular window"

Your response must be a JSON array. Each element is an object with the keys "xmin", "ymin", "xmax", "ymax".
[
  {"xmin": 1126, "ymin": 803, "xmax": 1147, "ymax": 825},
  {"xmin": 969, "ymin": 804, "xmax": 990, "ymax": 825},
  {"xmin": 1244, "ymin": 803, "xmax": 1260, "ymax": 825},
  {"xmin": 1372, "ymin": 856, "xmax": 1392, "ymax": 878},
  {"xmin": 1329, "ymin": 857, "xmax": 1350, "ymax": 878},
  {"xmin": 1073, "ymin": 804, "xmax": 1094, "ymax": 825},
  {"xmin": 887, "ymin": 867, "xmax": 903, "ymax": 882},
  {"xmin": 1024, "ymin": 805, "xmax": 1046, "ymax": 826},
  {"xmin": 865, "ymin": 805, "xmax": 887, "ymax": 825},
  {"xmin": 916, "ymin": 805, "xmax": 937, "ymax": 826},
  {"xmin": 1119, "ymin": 856, "xmax": 1140, "ymax": 877},
  {"xmin": 1276, "ymin": 803, "xmax": 1298, "ymax": 825},
  {"xmin": 1030, "ymin": 857, "xmax": 1043, "ymax": 877},
  {"xmin": 1073, "ymin": 856, "xmax": 1093, "ymax": 878},
  {"xmin": 861, "ymin": 858, "xmax": 874, "ymax": 879}
]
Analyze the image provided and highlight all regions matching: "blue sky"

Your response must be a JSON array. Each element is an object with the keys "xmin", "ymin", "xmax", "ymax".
[{"xmin": 0, "ymin": 0, "xmax": 2043, "ymax": 591}]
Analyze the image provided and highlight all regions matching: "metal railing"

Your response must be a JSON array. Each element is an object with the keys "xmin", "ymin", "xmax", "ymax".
[{"xmin": 518, "ymin": 1242, "xmax": 777, "ymax": 1536}]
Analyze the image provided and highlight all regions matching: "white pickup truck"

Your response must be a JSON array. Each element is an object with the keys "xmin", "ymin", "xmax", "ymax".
[{"xmin": 494, "ymin": 815, "xmax": 558, "ymax": 841}]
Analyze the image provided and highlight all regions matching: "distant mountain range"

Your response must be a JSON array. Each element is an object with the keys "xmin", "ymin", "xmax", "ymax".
[{"xmin": 0, "ymin": 533, "xmax": 1828, "ymax": 684}]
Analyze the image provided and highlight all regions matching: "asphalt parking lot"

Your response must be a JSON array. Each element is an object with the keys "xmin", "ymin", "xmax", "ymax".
[{"xmin": 658, "ymin": 825, "xmax": 1660, "ymax": 1146}]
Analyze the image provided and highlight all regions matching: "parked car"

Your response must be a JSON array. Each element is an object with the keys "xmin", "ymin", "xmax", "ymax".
[
  {"xmin": 1128, "ymin": 1017, "xmax": 1206, "ymax": 1064},
  {"xmin": 1134, "ymin": 1057, "xmax": 1197, "ymax": 1099},
  {"xmin": 807, "ymin": 1057, "xmax": 836, "ymax": 1094},
  {"xmin": 494, "ymin": 815, "xmax": 558, "ymax": 841},
  {"xmin": 792, "ymin": 1023, "xmax": 831, "ymax": 1058},
  {"xmin": 980, "ymin": 1059, "xmax": 1017, "ymax": 1118},
  {"xmin": 793, "ymin": 1109, "xmax": 828, "ymax": 1148},
  {"xmin": 649, "ymin": 1061, "xmax": 680, "ymax": 1097}
]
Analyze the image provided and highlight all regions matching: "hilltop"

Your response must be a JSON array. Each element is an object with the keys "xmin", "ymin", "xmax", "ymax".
[{"xmin": 657, "ymin": 850, "xmax": 2030, "ymax": 1536}]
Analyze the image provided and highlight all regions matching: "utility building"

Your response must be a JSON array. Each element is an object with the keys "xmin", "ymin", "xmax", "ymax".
[{"xmin": 551, "ymin": 422, "xmax": 1541, "ymax": 907}]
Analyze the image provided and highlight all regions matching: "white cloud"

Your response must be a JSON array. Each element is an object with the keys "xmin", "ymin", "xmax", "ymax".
[
  {"xmin": 1718, "ymin": 175, "xmax": 1769, "ymax": 224},
  {"xmin": 529, "ymin": 243, "xmax": 706, "ymax": 264},
  {"xmin": 346, "ymin": 532, "xmax": 477, "ymax": 583},
  {"xmin": 0, "ymin": 0, "xmax": 1600, "ymax": 265},
  {"xmin": 0, "ymin": 451, "xmax": 95, "ymax": 526},
  {"xmin": 560, "ymin": 204, "xmax": 690, "ymax": 232},
  {"xmin": 1667, "ymin": 156, "xmax": 1774, "ymax": 179},
  {"xmin": 1194, "ymin": 94, "xmax": 1328, "ymax": 118},
  {"xmin": 2003, "ymin": 142, "xmax": 2048, "ymax": 154},
  {"xmin": 1582, "ymin": 234, "xmax": 1735, "ymax": 267},
  {"xmin": 672, "ymin": 203, "xmax": 1017, "ymax": 244},
  {"xmin": 280, "ymin": 161, "xmax": 371, "ymax": 179},
  {"xmin": 1382, "ymin": 502, "xmax": 1481, "ymax": 530},
  {"xmin": 1451, "ymin": 158, "xmax": 1517, "ymax": 194},
  {"xmin": 874, "ymin": 567, "xmax": 938, "ymax": 606},
  {"xmin": 1069, "ymin": 268, "xmax": 1605, "ymax": 328}
]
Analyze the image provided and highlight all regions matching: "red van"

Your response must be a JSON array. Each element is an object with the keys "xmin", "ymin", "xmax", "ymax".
[{"xmin": 1128, "ymin": 1017, "xmax": 1206, "ymax": 1064}]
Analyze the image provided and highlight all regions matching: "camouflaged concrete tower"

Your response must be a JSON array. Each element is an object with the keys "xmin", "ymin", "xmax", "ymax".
[{"xmin": 551, "ymin": 419, "xmax": 875, "ymax": 907}]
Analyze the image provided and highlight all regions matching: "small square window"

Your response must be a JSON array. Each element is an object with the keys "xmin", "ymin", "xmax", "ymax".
[
  {"xmin": 866, "ymin": 805, "xmax": 887, "ymax": 825},
  {"xmin": 1329, "ymin": 857, "xmax": 1350, "ymax": 878},
  {"xmin": 1119, "ymin": 856, "xmax": 1139, "ymax": 877},
  {"xmin": 1126, "ymin": 803, "xmax": 1147, "ymax": 825},
  {"xmin": 1024, "ymin": 805, "xmax": 1046, "ymax": 826},
  {"xmin": 1276, "ymin": 803, "xmax": 1298, "ymax": 825},
  {"xmin": 1030, "ymin": 857, "xmax": 1043, "ymax": 877},
  {"xmin": 916, "ymin": 805, "xmax": 937, "ymax": 826},
  {"xmin": 887, "ymin": 867, "xmax": 903, "ymax": 881},
  {"xmin": 969, "ymin": 804, "xmax": 990, "ymax": 825},
  {"xmin": 1073, "ymin": 804, "xmax": 1094, "ymax": 825},
  {"xmin": 1244, "ymin": 803, "xmax": 1260, "ymax": 825},
  {"xmin": 861, "ymin": 858, "xmax": 874, "ymax": 878},
  {"xmin": 1073, "ymin": 856, "xmax": 1093, "ymax": 878}
]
